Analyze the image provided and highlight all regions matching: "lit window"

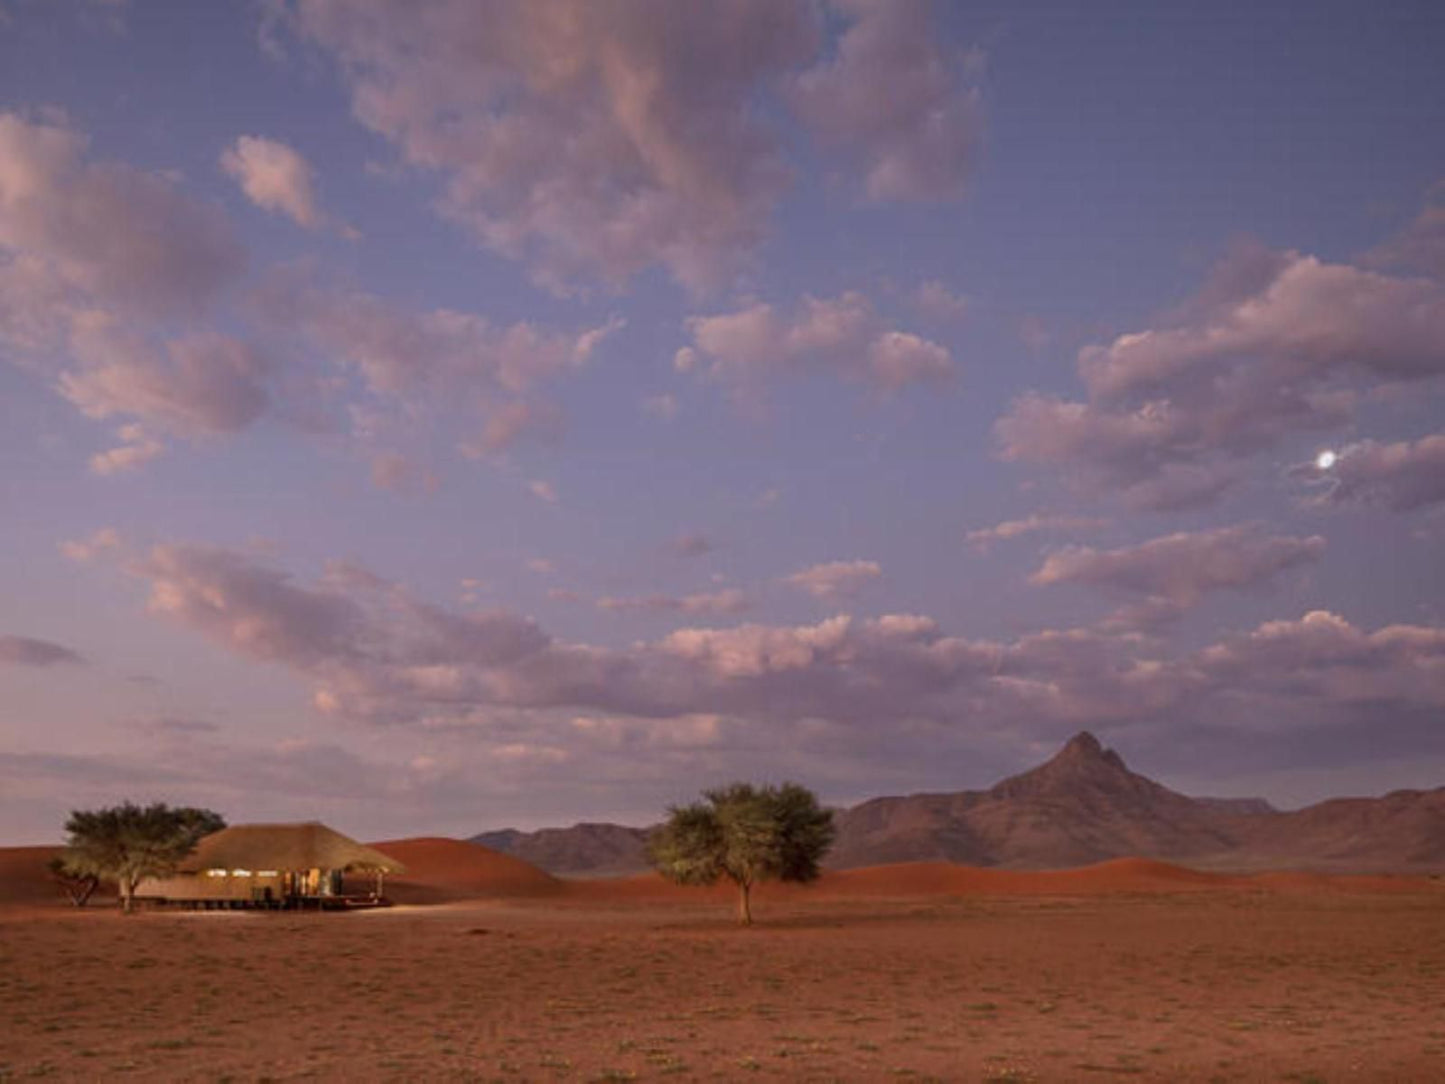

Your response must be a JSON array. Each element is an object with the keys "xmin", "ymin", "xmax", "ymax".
[
  {"xmin": 206, "ymin": 870, "xmax": 227, "ymax": 878},
  {"xmin": 230, "ymin": 869, "xmax": 252, "ymax": 876},
  {"xmin": 257, "ymin": 870, "xmax": 279, "ymax": 877}
]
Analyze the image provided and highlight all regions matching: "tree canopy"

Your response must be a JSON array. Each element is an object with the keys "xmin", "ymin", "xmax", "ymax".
[
  {"xmin": 647, "ymin": 782, "xmax": 835, "ymax": 925},
  {"xmin": 59, "ymin": 802, "xmax": 225, "ymax": 913}
]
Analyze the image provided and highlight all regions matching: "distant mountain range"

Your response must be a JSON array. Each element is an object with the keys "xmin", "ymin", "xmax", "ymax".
[
  {"xmin": 472, "ymin": 732, "xmax": 1445, "ymax": 876},
  {"xmin": 471, "ymin": 823, "xmax": 652, "ymax": 877}
]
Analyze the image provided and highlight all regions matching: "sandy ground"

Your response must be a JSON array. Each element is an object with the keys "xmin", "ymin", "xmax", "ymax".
[{"xmin": 3, "ymin": 848, "xmax": 1444, "ymax": 1082}]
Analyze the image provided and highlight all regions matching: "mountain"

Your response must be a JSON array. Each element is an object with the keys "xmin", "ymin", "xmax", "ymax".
[
  {"xmin": 1221, "ymin": 788, "xmax": 1445, "ymax": 872},
  {"xmin": 471, "ymin": 732, "xmax": 1445, "ymax": 875},
  {"xmin": 470, "ymin": 823, "xmax": 652, "ymax": 876},
  {"xmin": 831, "ymin": 732, "xmax": 1242, "ymax": 868}
]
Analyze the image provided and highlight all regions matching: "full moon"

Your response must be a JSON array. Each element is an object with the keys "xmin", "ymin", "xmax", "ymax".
[{"xmin": 1316, "ymin": 449, "xmax": 1337, "ymax": 470}]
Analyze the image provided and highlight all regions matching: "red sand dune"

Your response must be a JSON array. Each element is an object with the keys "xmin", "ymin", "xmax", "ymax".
[
  {"xmin": 2, "ymin": 840, "xmax": 1438, "ymax": 911},
  {"xmin": 563, "ymin": 857, "xmax": 1239, "ymax": 904},
  {"xmin": 561, "ymin": 855, "xmax": 1441, "ymax": 905},
  {"xmin": 0, "ymin": 845, "xmax": 71, "ymax": 905},
  {"xmin": 812, "ymin": 857, "xmax": 1248, "ymax": 897},
  {"xmin": 366, "ymin": 837, "xmax": 562, "ymax": 902}
]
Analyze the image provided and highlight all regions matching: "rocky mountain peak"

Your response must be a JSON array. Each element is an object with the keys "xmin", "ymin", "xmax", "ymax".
[
  {"xmin": 988, "ymin": 731, "xmax": 1143, "ymax": 801},
  {"xmin": 1052, "ymin": 731, "xmax": 1127, "ymax": 770}
]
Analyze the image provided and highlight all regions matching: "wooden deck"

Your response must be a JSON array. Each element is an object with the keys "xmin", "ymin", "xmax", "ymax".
[{"xmin": 155, "ymin": 894, "xmax": 392, "ymax": 911}]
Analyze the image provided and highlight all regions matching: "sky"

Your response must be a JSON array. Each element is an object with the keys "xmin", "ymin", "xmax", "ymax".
[{"xmin": 2, "ymin": 0, "xmax": 1444, "ymax": 844}]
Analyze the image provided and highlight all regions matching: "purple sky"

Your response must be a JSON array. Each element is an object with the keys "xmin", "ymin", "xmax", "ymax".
[{"xmin": 3, "ymin": 1, "xmax": 1444, "ymax": 844}]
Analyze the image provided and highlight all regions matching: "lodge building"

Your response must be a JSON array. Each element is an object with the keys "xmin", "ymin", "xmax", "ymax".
[{"xmin": 138, "ymin": 821, "xmax": 404, "ymax": 909}]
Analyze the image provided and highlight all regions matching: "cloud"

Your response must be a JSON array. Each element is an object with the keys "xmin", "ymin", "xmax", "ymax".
[
  {"xmin": 1190, "ymin": 611, "xmax": 1445, "ymax": 726},
  {"xmin": 912, "ymin": 280, "xmax": 969, "ymax": 322},
  {"xmin": 0, "ymin": 112, "xmax": 243, "ymax": 320},
  {"xmin": 139, "ymin": 544, "xmax": 368, "ymax": 668},
  {"xmin": 669, "ymin": 532, "xmax": 714, "ymax": 558},
  {"xmin": 128, "ymin": 716, "xmax": 223, "ymax": 737},
  {"xmin": 0, "ymin": 634, "xmax": 85, "ymax": 667},
  {"xmin": 1030, "ymin": 524, "xmax": 1325, "ymax": 629},
  {"xmin": 101, "ymin": 541, "xmax": 1445, "ymax": 798},
  {"xmin": 1367, "ymin": 180, "xmax": 1445, "ymax": 279},
  {"xmin": 221, "ymin": 134, "xmax": 349, "ymax": 235},
  {"xmin": 641, "ymin": 393, "xmax": 678, "ymax": 421},
  {"xmin": 58, "ymin": 329, "xmax": 271, "ymax": 436},
  {"xmin": 459, "ymin": 400, "xmax": 563, "ymax": 459},
  {"xmin": 254, "ymin": 270, "xmax": 619, "ymax": 452},
  {"xmin": 88, "ymin": 423, "xmax": 164, "ymax": 475},
  {"xmin": 784, "ymin": 559, "xmax": 882, "ymax": 601},
  {"xmin": 279, "ymin": 1, "xmax": 978, "ymax": 289},
  {"xmin": 370, "ymin": 451, "xmax": 439, "ymax": 495},
  {"xmin": 996, "ymin": 242, "xmax": 1445, "ymax": 509},
  {"xmin": 0, "ymin": 113, "xmax": 267, "ymax": 469},
  {"xmin": 284, "ymin": 0, "xmax": 818, "ymax": 290},
  {"xmin": 59, "ymin": 527, "xmax": 122, "ymax": 562},
  {"xmin": 965, "ymin": 513, "xmax": 1107, "ymax": 551},
  {"xmin": 528, "ymin": 480, "xmax": 558, "ymax": 504},
  {"xmin": 680, "ymin": 291, "xmax": 952, "ymax": 395},
  {"xmin": 793, "ymin": 0, "xmax": 982, "ymax": 202},
  {"xmin": 1079, "ymin": 251, "xmax": 1445, "ymax": 398},
  {"xmin": 597, "ymin": 589, "xmax": 747, "ymax": 616},
  {"xmin": 1292, "ymin": 434, "xmax": 1445, "ymax": 512},
  {"xmin": 256, "ymin": 272, "xmax": 619, "ymax": 399}
]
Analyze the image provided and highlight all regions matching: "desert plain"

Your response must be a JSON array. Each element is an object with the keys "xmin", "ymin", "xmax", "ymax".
[{"xmin": 2, "ymin": 841, "xmax": 1444, "ymax": 1083}]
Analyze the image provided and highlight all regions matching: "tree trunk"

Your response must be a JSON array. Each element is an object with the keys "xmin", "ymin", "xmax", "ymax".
[
  {"xmin": 120, "ymin": 877, "xmax": 135, "ymax": 915},
  {"xmin": 736, "ymin": 879, "xmax": 752, "ymax": 926},
  {"xmin": 70, "ymin": 876, "xmax": 98, "ymax": 907}
]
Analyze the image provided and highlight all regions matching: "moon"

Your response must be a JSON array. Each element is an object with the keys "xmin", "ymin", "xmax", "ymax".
[{"xmin": 1315, "ymin": 449, "xmax": 1337, "ymax": 470}]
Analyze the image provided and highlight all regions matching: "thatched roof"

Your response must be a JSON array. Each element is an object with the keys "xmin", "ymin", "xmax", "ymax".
[{"xmin": 178, "ymin": 822, "xmax": 405, "ymax": 874}]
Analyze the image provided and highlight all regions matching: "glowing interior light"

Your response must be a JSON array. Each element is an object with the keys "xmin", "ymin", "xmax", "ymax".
[{"xmin": 1315, "ymin": 449, "xmax": 1337, "ymax": 470}]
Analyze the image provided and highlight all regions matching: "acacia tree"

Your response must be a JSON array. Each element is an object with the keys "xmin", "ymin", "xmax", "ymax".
[
  {"xmin": 647, "ymin": 782, "xmax": 835, "ymax": 925},
  {"xmin": 47, "ymin": 855, "xmax": 100, "ymax": 907},
  {"xmin": 59, "ymin": 803, "xmax": 225, "ymax": 914}
]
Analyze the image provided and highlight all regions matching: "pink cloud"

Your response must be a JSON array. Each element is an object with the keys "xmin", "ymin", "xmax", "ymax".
[
  {"xmin": 669, "ymin": 531, "xmax": 715, "ymax": 558},
  {"xmin": 280, "ymin": 1, "xmax": 980, "ymax": 289},
  {"xmin": 1367, "ymin": 180, "xmax": 1445, "ymax": 279},
  {"xmin": 106, "ymin": 542, "xmax": 1445, "ymax": 773},
  {"xmin": 458, "ymin": 400, "xmax": 563, "ymax": 459},
  {"xmin": 286, "ymin": 0, "xmax": 818, "ymax": 290},
  {"xmin": 254, "ymin": 270, "xmax": 618, "ymax": 454},
  {"xmin": 139, "ymin": 544, "xmax": 366, "ymax": 667},
  {"xmin": 256, "ymin": 272, "xmax": 619, "ymax": 399},
  {"xmin": 59, "ymin": 527, "xmax": 122, "ymax": 563},
  {"xmin": 641, "ymin": 393, "xmax": 678, "ymax": 421},
  {"xmin": 1080, "ymin": 251, "xmax": 1445, "ymax": 400},
  {"xmin": 88, "ymin": 423, "xmax": 164, "ymax": 475},
  {"xmin": 58, "ymin": 329, "xmax": 271, "ymax": 436},
  {"xmin": 1030, "ymin": 525, "xmax": 1325, "ymax": 629},
  {"xmin": 0, "ymin": 634, "xmax": 85, "ymax": 667},
  {"xmin": 0, "ymin": 112, "xmax": 243, "ymax": 319},
  {"xmin": 793, "ymin": 0, "xmax": 982, "ymax": 202},
  {"xmin": 221, "ymin": 135, "xmax": 350, "ymax": 235},
  {"xmin": 681, "ymin": 291, "xmax": 952, "ymax": 394},
  {"xmin": 996, "ymin": 242, "xmax": 1445, "ymax": 509},
  {"xmin": 784, "ymin": 559, "xmax": 882, "ymax": 601},
  {"xmin": 370, "ymin": 451, "xmax": 439, "ymax": 495},
  {"xmin": 1293, "ymin": 433, "xmax": 1445, "ymax": 512},
  {"xmin": 965, "ymin": 513, "xmax": 1108, "ymax": 551},
  {"xmin": 912, "ymin": 280, "xmax": 969, "ymax": 322},
  {"xmin": 597, "ymin": 589, "xmax": 747, "ymax": 616}
]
